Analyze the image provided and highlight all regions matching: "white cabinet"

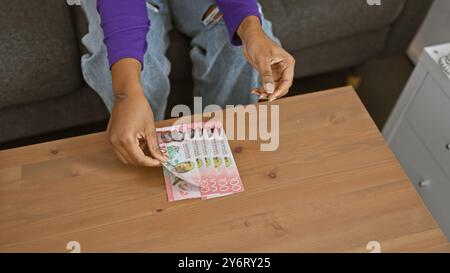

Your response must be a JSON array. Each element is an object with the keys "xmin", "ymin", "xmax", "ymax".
[{"xmin": 384, "ymin": 43, "xmax": 450, "ymax": 240}]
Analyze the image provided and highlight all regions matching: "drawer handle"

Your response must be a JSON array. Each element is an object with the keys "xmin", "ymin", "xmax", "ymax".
[
  {"xmin": 418, "ymin": 180, "xmax": 431, "ymax": 187},
  {"xmin": 446, "ymin": 143, "xmax": 450, "ymax": 151}
]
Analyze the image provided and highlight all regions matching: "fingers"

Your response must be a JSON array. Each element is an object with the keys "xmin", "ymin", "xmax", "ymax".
[
  {"xmin": 109, "ymin": 134, "xmax": 161, "ymax": 167},
  {"xmin": 251, "ymin": 88, "xmax": 269, "ymax": 100},
  {"xmin": 125, "ymin": 137, "xmax": 162, "ymax": 167},
  {"xmin": 114, "ymin": 147, "xmax": 130, "ymax": 165},
  {"xmin": 145, "ymin": 128, "xmax": 169, "ymax": 163},
  {"xmin": 252, "ymin": 52, "xmax": 295, "ymax": 102},
  {"xmin": 255, "ymin": 59, "xmax": 275, "ymax": 94},
  {"xmin": 251, "ymin": 57, "xmax": 294, "ymax": 102},
  {"xmin": 109, "ymin": 134, "xmax": 132, "ymax": 164},
  {"xmin": 268, "ymin": 56, "xmax": 295, "ymax": 102}
]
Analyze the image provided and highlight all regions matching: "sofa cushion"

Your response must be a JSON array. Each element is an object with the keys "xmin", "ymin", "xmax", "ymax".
[
  {"xmin": 0, "ymin": 85, "xmax": 108, "ymax": 143},
  {"xmin": 0, "ymin": 1, "xmax": 82, "ymax": 109},
  {"xmin": 292, "ymin": 27, "xmax": 391, "ymax": 78},
  {"xmin": 260, "ymin": 0, "xmax": 406, "ymax": 52}
]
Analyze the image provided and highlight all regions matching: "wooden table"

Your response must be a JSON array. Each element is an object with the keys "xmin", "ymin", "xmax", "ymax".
[{"xmin": 1, "ymin": 87, "xmax": 449, "ymax": 252}]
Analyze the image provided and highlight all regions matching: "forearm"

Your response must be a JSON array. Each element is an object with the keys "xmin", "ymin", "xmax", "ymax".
[
  {"xmin": 237, "ymin": 15, "xmax": 264, "ymax": 44},
  {"xmin": 111, "ymin": 58, "xmax": 143, "ymax": 96}
]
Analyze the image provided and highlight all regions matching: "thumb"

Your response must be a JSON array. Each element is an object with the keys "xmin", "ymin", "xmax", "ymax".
[{"xmin": 256, "ymin": 59, "xmax": 275, "ymax": 94}]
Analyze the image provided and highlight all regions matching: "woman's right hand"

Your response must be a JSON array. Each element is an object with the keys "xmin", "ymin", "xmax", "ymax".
[{"xmin": 107, "ymin": 58, "xmax": 167, "ymax": 167}]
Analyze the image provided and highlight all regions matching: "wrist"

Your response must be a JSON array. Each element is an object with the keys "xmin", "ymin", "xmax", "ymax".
[
  {"xmin": 111, "ymin": 58, "xmax": 143, "ymax": 94},
  {"xmin": 113, "ymin": 86, "xmax": 144, "ymax": 100},
  {"xmin": 237, "ymin": 16, "xmax": 263, "ymax": 44}
]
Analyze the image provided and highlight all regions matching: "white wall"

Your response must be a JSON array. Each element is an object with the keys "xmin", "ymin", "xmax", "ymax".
[{"xmin": 407, "ymin": 0, "xmax": 450, "ymax": 63}]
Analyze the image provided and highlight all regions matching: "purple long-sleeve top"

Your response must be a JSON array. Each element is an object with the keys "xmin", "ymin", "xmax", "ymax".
[{"xmin": 97, "ymin": 0, "xmax": 261, "ymax": 68}]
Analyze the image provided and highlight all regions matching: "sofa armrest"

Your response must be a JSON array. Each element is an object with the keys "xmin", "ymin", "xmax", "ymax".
[{"xmin": 383, "ymin": 0, "xmax": 434, "ymax": 57}]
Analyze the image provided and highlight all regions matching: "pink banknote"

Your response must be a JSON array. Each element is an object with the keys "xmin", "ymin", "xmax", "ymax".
[{"xmin": 156, "ymin": 122, "xmax": 244, "ymax": 202}]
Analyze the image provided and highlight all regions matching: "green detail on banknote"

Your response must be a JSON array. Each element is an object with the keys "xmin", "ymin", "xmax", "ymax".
[{"xmin": 167, "ymin": 145, "xmax": 179, "ymax": 164}]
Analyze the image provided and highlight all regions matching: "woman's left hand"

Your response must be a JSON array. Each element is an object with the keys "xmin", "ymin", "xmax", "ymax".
[{"xmin": 238, "ymin": 16, "xmax": 295, "ymax": 102}]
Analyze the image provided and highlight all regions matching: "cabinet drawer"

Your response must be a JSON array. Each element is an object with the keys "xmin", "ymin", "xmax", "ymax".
[
  {"xmin": 406, "ymin": 75, "xmax": 450, "ymax": 179},
  {"xmin": 390, "ymin": 121, "xmax": 450, "ymax": 239}
]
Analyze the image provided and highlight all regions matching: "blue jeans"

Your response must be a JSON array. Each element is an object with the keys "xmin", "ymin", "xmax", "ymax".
[{"xmin": 80, "ymin": 0, "xmax": 280, "ymax": 121}]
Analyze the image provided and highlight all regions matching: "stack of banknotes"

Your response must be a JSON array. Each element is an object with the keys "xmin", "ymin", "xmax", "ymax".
[{"xmin": 156, "ymin": 121, "xmax": 244, "ymax": 202}]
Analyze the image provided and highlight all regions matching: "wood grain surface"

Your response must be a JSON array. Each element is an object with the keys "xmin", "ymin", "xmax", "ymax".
[{"xmin": 1, "ymin": 87, "xmax": 449, "ymax": 252}]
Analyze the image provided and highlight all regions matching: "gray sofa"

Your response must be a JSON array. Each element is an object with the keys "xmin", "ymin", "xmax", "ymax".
[{"xmin": 0, "ymin": 0, "xmax": 433, "ymax": 143}]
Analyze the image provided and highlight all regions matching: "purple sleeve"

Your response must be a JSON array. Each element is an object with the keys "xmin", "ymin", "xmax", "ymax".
[
  {"xmin": 96, "ymin": 0, "xmax": 150, "ymax": 69},
  {"xmin": 96, "ymin": 0, "xmax": 259, "ymax": 69},
  {"xmin": 215, "ymin": 0, "xmax": 261, "ymax": 46}
]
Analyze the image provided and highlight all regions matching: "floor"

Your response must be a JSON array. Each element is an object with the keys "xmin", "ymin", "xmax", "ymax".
[{"xmin": 0, "ymin": 55, "xmax": 414, "ymax": 150}]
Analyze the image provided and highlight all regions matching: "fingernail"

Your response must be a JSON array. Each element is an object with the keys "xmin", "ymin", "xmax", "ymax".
[
  {"xmin": 259, "ymin": 95, "xmax": 265, "ymax": 99},
  {"xmin": 264, "ymin": 82, "xmax": 274, "ymax": 94}
]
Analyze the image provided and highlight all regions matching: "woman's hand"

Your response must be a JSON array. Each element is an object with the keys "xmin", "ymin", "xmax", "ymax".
[
  {"xmin": 107, "ymin": 58, "xmax": 167, "ymax": 167},
  {"xmin": 238, "ymin": 16, "xmax": 295, "ymax": 102}
]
